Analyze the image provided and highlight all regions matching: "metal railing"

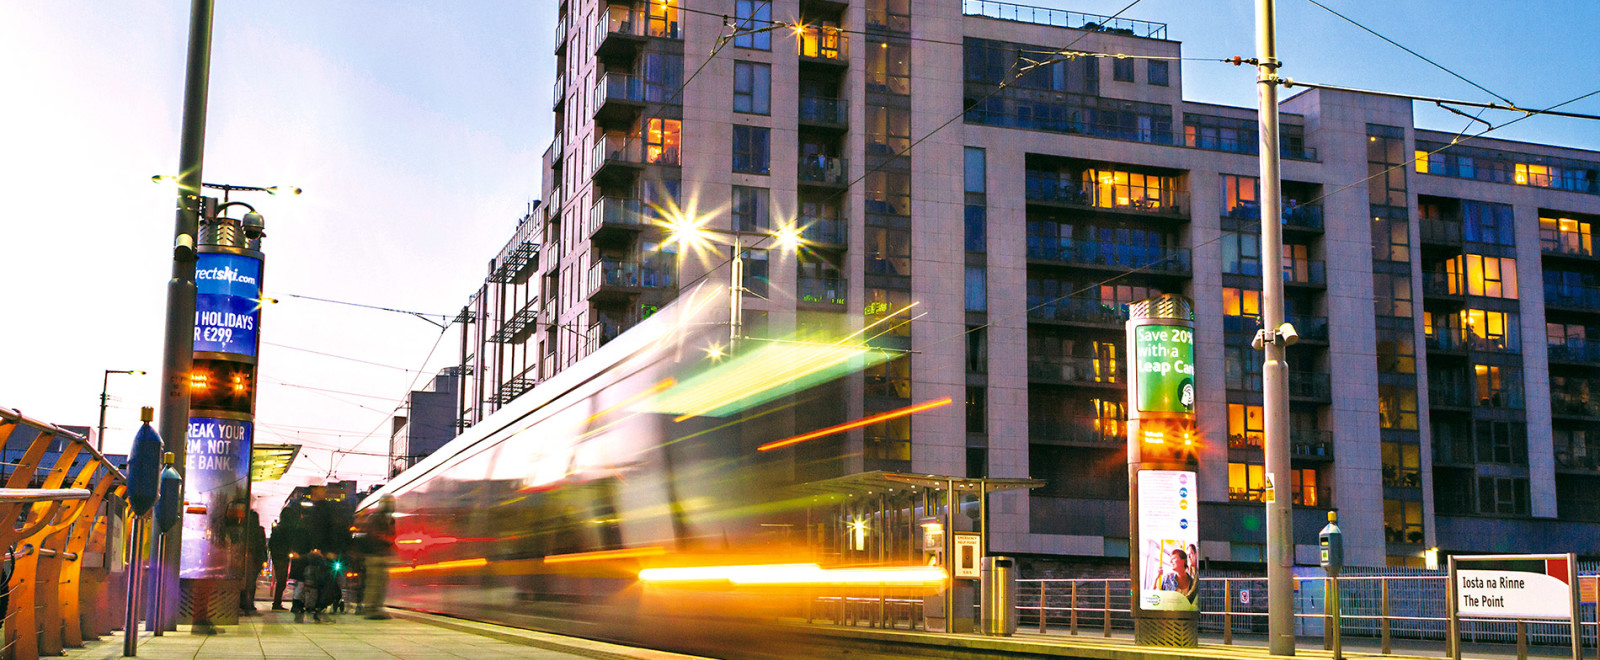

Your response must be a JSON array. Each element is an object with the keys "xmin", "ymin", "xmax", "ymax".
[
  {"xmin": 961, "ymin": 0, "xmax": 1167, "ymax": 39},
  {"xmin": 552, "ymin": 75, "xmax": 566, "ymax": 108},
  {"xmin": 1550, "ymin": 340, "xmax": 1600, "ymax": 363},
  {"xmin": 1026, "ymin": 178, "xmax": 1188, "ymax": 216},
  {"xmin": 595, "ymin": 71, "xmax": 646, "ymax": 106},
  {"xmin": 1420, "ymin": 219, "xmax": 1462, "ymax": 245},
  {"xmin": 1028, "ymin": 417, "xmax": 1127, "ymax": 448},
  {"xmin": 1289, "ymin": 372, "xmax": 1332, "ymax": 400},
  {"xmin": 799, "ymin": 95, "xmax": 848, "ymax": 125},
  {"xmin": 1551, "ymin": 386, "xmax": 1600, "ymax": 418},
  {"xmin": 1284, "ymin": 260, "xmax": 1326, "ymax": 285},
  {"xmin": 1022, "ymin": 573, "xmax": 1600, "ymax": 653},
  {"xmin": 1026, "ymin": 241, "xmax": 1190, "ymax": 273},
  {"xmin": 1027, "ymin": 356, "xmax": 1124, "ymax": 385},
  {"xmin": 1423, "ymin": 272, "xmax": 1463, "ymax": 298},
  {"xmin": 1027, "ymin": 297, "xmax": 1130, "ymax": 326},
  {"xmin": 588, "ymin": 197, "xmax": 646, "ymax": 236},
  {"xmin": 799, "ymin": 155, "xmax": 848, "ymax": 185},
  {"xmin": 798, "ymin": 275, "xmax": 847, "ymax": 305},
  {"xmin": 1546, "ymin": 283, "xmax": 1600, "ymax": 309},
  {"xmin": 587, "ymin": 259, "xmax": 674, "ymax": 295},
  {"xmin": 800, "ymin": 215, "xmax": 847, "ymax": 245},
  {"xmin": 1543, "ymin": 235, "xmax": 1596, "ymax": 258}
]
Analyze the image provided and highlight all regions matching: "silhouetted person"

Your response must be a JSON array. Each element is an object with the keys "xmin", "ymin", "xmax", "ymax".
[
  {"xmin": 359, "ymin": 495, "xmax": 396, "ymax": 619},
  {"xmin": 241, "ymin": 510, "xmax": 267, "ymax": 613},
  {"xmin": 269, "ymin": 506, "xmax": 310, "ymax": 610}
]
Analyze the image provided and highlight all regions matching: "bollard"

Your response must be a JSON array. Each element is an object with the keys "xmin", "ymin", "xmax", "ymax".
[
  {"xmin": 1517, "ymin": 620, "xmax": 1528, "ymax": 660},
  {"xmin": 1069, "ymin": 581, "xmax": 1078, "ymax": 636},
  {"xmin": 1330, "ymin": 576, "xmax": 1342, "ymax": 660},
  {"xmin": 1381, "ymin": 578, "xmax": 1391, "ymax": 655},
  {"xmin": 1224, "ymin": 578, "xmax": 1233, "ymax": 645}
]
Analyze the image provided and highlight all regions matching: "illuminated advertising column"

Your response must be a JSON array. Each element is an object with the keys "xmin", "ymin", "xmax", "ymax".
[
  {"xmin": 1125, "ymin": 294, "xmax": 1199, "ymax": 647},
  {"xmin": 185, "ymin": 220, "xmax": 263, "ymax": 623}
]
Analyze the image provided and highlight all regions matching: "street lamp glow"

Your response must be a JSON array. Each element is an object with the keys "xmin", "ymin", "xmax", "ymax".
[
  {"xmin": 772, "ymin": 223, "xmax": 804, "ymax": 253},
  {"xmin": 660, "ymin": 210, "xmax": 711, "ymax": 253}
]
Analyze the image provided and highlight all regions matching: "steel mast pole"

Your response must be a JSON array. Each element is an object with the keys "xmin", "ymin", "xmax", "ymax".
[
  {"xmin": 152, "ymin": 0, "xmax": 215, "ymax": 632},
  {"xmin": 1255, "ymin": 0, "xmax": 1294, "ymax": 654}
]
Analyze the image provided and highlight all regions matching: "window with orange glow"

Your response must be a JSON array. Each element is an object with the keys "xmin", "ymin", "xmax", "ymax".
[
  {"xmin": 1081, "ymin": 168, "xmax": 1179, "ymax": 212},
  {"xmin": 1473, "ymin": 364, "xmax": 1523, "ymax": 408},
  {"xmin": 644, "ymin": 118, "xmax": 680, "ymax": 165},
  {"xmin": 1378, "ymin": 385, "xmax": 1418, "ymax": 430},
  {"xmin": 1381, "ymin": 441, "xmax": 1420, "ymax": 488},
  {"xmin": 1290, "ymin": 468, "xmax": 1319, "ymax": 507},
  {"xmin": 1462, "ymin": 255, "xmax": 1518, "ymax": 298},
  {"xmin": 1460, "ymin": 309, "xmax": 1519, "ymax": 352},
  {"xmin": 1227, "ymin": 403, "xmax": 1263, "ymax": 449},
  {"xmin": 1228, "ymin": 462, "xmax": 1266, "ymax": 501},
  {"xmin": 1541, "ymin": 216, "xmax": 1594, "ymax": 257}
]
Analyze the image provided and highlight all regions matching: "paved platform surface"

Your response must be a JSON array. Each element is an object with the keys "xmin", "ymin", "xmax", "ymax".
[{"xmin": 62, "ymin": 608, "xmax": 706, "ymax": 660}]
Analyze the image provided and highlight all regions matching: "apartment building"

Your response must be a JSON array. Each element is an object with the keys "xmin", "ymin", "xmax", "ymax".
[{"xmin": 453, "ymin": 0, "xmax": 1600, "ymax": 568}]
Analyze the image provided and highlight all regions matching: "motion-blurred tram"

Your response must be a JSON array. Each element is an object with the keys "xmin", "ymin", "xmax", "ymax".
[{"xmin": 358, "ymin": 284, "xmax": 955, "ymax": 657}]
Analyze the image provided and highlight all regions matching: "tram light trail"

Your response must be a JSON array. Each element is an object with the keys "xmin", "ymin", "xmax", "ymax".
[
  {"xmin": 637, "ymin": 562, "xmax": 946, "ymax": 586},
  {"xmin": 756, "ymin": 396, "xmax": 954, "ymax": 452},
  {"xmin": 543, "ymin": 546, "xmax": 668, "ymax": 564}
]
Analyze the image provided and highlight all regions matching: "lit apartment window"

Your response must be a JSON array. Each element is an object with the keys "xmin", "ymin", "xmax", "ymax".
[
  {"xmin": 867, "ymin": 106, "xmax": 911, "ymax": 156},
  {"xmin": 1228, "ymin": 463, "xmax": 1266, "ymax": 501},
  {"xmin": 647, "ymin": 0, "xmax": 680, "ymax": 39},
  {"xmin": 1473, "ymin": 364, "xmax": 1523, "ymax": 408},
  {"xmin": 1223, "ymin": 287, "xmax": 1261, "ymax": 332},
  {"xmin": 1540, "ymin": 216, "xmax": 1594, "ymax": 256},
  {"xmin": 865, "ymin": 227, "xmax": 911, "ymax": 276},
  {"xmin": 1220, "ymin": 174, "xmax": 1259, "ymax": 217},
  {"xmin": 1080, "ymin": 168, "xmax": 1180, "ymax": 212},
  {"xmin": 1461, "ymin": 309, "xmax": 1520, "ymax": 352},
  {"xmin": 1381, "ymin": 442, "xmax": 1420, "ymax": 487},
  {"xmin": 1514, "ymin": 163, "xmax": 1552, "ymax": 187},
  {"xmin": 1228, "ymin": 403, "xmax": 1263, "ymax": 449},
  {"xmin": 866, "ymin": 39, "xmax": 911, "ymax": 95},
  {"xmin": 644, "ymin": 118, "xmax": 681, "ymax": 165},
  {"xmin": 1462, "ymin": 255, "xmax": 1518, "ymax": 298},
  {"xmin": 1383, "ymin": 499, "xmax": 1424, "ymax": 544},
  {"xmin": 1377, "ymin": 385, "xmax": 1418, "ymax": 430},
  {"xmin": 1289, "ymin": 469, "xmax": 1320, "ymax": 507},
  {"xmin": 1283, "ymin": 243, "xmax": 1314, "ymax": 283},
  {"xmin": 1375, "ymin": 328, "xmax": 1416, "ymax": 374}
]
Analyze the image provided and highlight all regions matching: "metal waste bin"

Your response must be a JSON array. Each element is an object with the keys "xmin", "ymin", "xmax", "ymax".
[{"xmin": 980, "ymin": 556, "xmax": 1017, "ymax": 636}]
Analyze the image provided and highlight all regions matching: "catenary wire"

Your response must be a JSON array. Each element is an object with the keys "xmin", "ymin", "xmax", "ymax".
[{"xmin": 1300, "ymin": 0, "xmax": 1515, "ymax": 107}]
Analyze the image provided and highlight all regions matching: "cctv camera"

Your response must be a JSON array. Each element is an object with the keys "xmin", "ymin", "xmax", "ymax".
[
  {"xmin": 1251, "ymin": 329, "xmax": 1268, "ymax": 351},
  {"xmin": 241, "ymin": 212, "xmax": 266, "ymax": 239},
  {"xmin": 1277, "ymin": 322, "xmax": 1299, "ymax": 346}
]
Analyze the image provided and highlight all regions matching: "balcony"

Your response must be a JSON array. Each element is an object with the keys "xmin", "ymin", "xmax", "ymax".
[
  {"xmin": 1428, "ymin": 380, "xmax": 1472, "ymax": 408},
  {"xmin": 1026, "ymin": 356, "xmax": 1124, "ymax": 386},
  {"xmin": 1556, "ymin": 445, "xmax": 1600, "ymax": 472},
  {"xmin": 798, "ymin": 275, "xmax": 846, "ymax": 306},
  {"xmin": 961, "ymin": 0, "xmax": 1168, "ymax": 39},
  {"xmin": 593, "ymin": 72, "xmax": 649, "ymax": 123},
  {"xmin": 1551, "ymin": 384, "xmax": 1600, "ymax": 418},
  {"xmin": 1419, "ymin": 220, "xmax": 1462, "ymax": 247},
  {"xmin": 588, "ymin": 197, "xmax": 647, "ymax": 241},
  {"xmin": 1288, "ymin": 372, "xmax": 1332, "ymax": 401},
  {"xmin": 1230, "ymin": 485, "xmax": 1331, "ymax": 507},
  {"xmin": 798, "ymin": 95, "xmax": 848, "ymax": 130},
  {"xmin": 1546, "ymin": 284, "xmax": 1600, "ymax": 311},
  {"xmin": 798, "ymin": 155, "xmax": 849, "ymax": 187},
  {"xmin": 554, "ymin": 16, "xmax": 567, "ymax": 54},
  {"xmin": 553, "ymin": 75, "xmax": 566, "ymax": 111},
  {"xmin": 1027, "ymin": 297, "xmax": 1129, "ymax": 327},
  {"xmin": 797, "ymin": 28, "xmax": 847, "ymax": 67},
  {"xmin": 1026, "ymin": 241, "xmax": 1191, "ymax": 275},
  {"xmin": 1422, "ymin": 272, "xmax": 1464, "ymax": 300},
  {"xmin": 1425, "ymin": 327, "xmax": 1468, "ymax": 353},
  {"xmin": 587, "ymin": 259, "xmax": 675, "ymax": 302},
  {"xmin": 1292, "ymin": 429, "xmax": 1334, "ymax": 460},
  {"xmin": 1026, "ymin": 179, "xmax": 1188, "ymax": 218},
  {"xmin": 591, "ymin": 134, "xmax": 679, "ymax": 183},
  {"xmin": 799, "ymin": 215, "xmax": 847, "ymax": 247},
  {"xmin": 594, "ymin": 6, "xmax": 680, "ymax": 60},
  {"xmin": 1287, "ymin": 314, "xmax": 1329, "ymax": 342},
  {"xmin": 586, "ymin": 321, "xmax": 621, "ymax": 354},
  {"xmin": 1543, "ymin": 237, "xmax": 1597, "ymax": 259},
  {"xmin": 1221, "ymin": 202, "xmax": 1324, "ymax": 232},
  {"xmin": 1029, "ymin": 417, "xmax": 1126, "ymax": 449},
  {"xmin": 1550, "ymin": 340, "xmax": 1600, "ymax": 364}
]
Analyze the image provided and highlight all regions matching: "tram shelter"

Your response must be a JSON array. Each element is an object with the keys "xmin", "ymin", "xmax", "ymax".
[{"xmin": 791, "ymin": 471, "xmax": 1043, "ymax": 633}]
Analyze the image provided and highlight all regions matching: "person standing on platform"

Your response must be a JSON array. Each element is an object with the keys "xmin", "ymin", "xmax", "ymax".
[
  {"xmin": 360, "ymin": 495, "xmax": 396, "ymax": 619},
  {"xmin": 269, "ymin": 505, "xmax": 309, "ymax": 610},
  {"xmin": 241, "ymin": 509, "xmax": 267, "ymax": 613}
]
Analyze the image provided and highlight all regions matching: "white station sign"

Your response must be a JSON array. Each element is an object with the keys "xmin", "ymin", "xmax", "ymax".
[{"xmin": 1457, "ymin": 567, "xmax": 1573, "ymax": 619}]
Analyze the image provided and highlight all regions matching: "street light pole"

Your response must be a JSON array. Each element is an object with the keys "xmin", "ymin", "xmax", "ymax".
[
  {"xmin": 1255, "ymin": 0, "xmax": 1295, "ymax": 654},
  {"xmin": 97, "ymin": 369, "xmax": 144, "ymax": 453},
  {"xmin": 152, "ymin": 0, "xmax": 215, "ymax": 633}
]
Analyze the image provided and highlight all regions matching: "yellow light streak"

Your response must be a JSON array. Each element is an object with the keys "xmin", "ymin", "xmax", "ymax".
[
  {"xmin": 390, "ymin": 557, "xmax": 488, "ymax": 575},
  {"xmin": 758, "ymin": 397, "xmax": 953, "ymax": 452},
  {"xmin": 544, "ymin": 546, "xmax": 667, "ymax": 564},
  {"xmin": 638, "ymin": 562, "xmax": 946, "ymax": 586}
]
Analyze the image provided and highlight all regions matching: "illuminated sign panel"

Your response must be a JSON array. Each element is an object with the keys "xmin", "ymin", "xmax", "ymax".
[
  {"xmin": 193, "ymin": 252, "xmax": 262, "ymax": 356},
  {"xmin": 1137, "ymin": 469, "xmax": 1199, "ymax": 612},
  {"xmin": 180, "ymin": 417, "xmax": 253, "ymax": 579},
  {"xmin": 1134, "ymin": 324, "xmax": 1195, "ymax": 414}
]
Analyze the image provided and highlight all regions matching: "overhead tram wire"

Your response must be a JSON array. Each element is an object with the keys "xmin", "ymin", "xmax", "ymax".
[
  {"xmin": 261, "ymin": 341, "xmax": 425, "ymax": 373},
  {"xmin": 327, "ymin": 313, "xmax": 455, "ymax": 478},
  {"xmin": 278, "ymin": 292, "xmax": 453, "ymax": 328},
  {"xmin": 1301, "ymin": 0, "xmax": 1516, "ymax": 107}
]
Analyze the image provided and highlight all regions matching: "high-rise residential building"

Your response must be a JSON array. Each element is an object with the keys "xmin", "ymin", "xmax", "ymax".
[
  {"xmin": 387, "ymin": 368, "xmax": 461, "ymax": 476},
  {"xmin": 454, "ymin": 0, "xmax": 1600, "ymax": 568}
]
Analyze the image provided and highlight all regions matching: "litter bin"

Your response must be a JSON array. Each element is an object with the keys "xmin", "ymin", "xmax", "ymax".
[{"xmin": 980, "ymin": 556, "xmax": 1017, "ymax": 636}]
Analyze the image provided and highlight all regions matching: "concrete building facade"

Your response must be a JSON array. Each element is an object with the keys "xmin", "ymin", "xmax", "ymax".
[{"xmin": 454, "ymin": 0, "xmax": 1600, "ymax": 568}]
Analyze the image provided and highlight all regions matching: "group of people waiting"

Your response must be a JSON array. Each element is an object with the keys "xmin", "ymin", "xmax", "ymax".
[{"xmin": 252, "ymin": 495, "xmax": 395, "ymax": 622}]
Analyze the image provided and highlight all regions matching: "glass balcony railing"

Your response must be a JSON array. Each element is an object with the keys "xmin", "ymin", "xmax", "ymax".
[
  {"xmin": 1292, "ymin": 429, "xmax": 1334, "ymax": 458},
  {"xmin": 1423, "ymin": 272, "xmax": 1464, "ymax": 298},
  {"xmin": 1026, "ymin": 178, "xmax": 1187, "ymax": 216},
  {"xmin": 798, "ymin": 275, "xmax": 846, "ymax": 305},
  {"xmin": 1283, "ymin": 260, "xmax": 1325, "ymax": 286},
  {"xmin": 1420, "ymin": 219, "xmax": 1462, "ymax": 245},
  {"xmin": 587, "ymin": 259, "xmax": 675, "ymax": 296},
  {"xmin": 1551, "ymin": 383, "xmax": 1600, "ymax": 418},
  {"xmin": 1026, "ymin": 241, "xmax": 1190, "ymax": 273},
  {"xmin": 1546, "ymin": 283, "xmax": 1600, "ymax": 309},
  {"xmin": 1288, "ymin": 372, "xmax": 1331, "ymax": 400},
  {"xmin": 798, "ymin": 95, "xmax": 848, "ymax": 125},
  {"xmin": 588, "ymin": 197, "xmax": 646, "ymax": 237},
  {"xmin": 799, "ymin": 215, "xmax": 847, "ymax": 245},
  {"xmin": 1428, "ymin": 379, "xmax": 1473, "ymax": 408},
  {"xmin": 595, "ymin": 72, "xmax": 647, "ymax": 106},
  {"xmin": 1027, "ymin": 297, "xmax": 1130, "ymax": 325},
  {"xmin": 1550, "ymin": 340, "xmax": 1600, "ymax": 363},
  {"xmin": 1026, "ymin": 356, "xmax": 1123, "ymax": 385},
  {"xmin": 585, "ymin": 321, "xmax": 621, "ymax": 354},
  {"xmin": 1543, "ymin": 235, "xmax": 1596, "ymax": 258},
  {"xmin": 1425, "ymin": 327, "xmax": 1467, "ymax": 352},
  {"xmin": 552, "ymin": 76, "xmax": 566, "ymax": 108},
  {"xmin": 1029, "ymin": 417, "xmax": 1128, "ymax": 448},
  {"xmin": 962, "ymin": 0, "xmax": 1167, "ymax": 39},
  {"xmin": 1222, "ymin": 202, "xmax": 1324, "ymax": 230},
  {"xmin": 798, "ymin": 155, "xmax": 848, "ymax": 185}
]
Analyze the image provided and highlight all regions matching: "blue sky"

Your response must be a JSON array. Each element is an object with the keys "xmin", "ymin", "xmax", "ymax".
[{"xmin": 1, "ymin": 0, "xmax": 1595, "ymax": 514}]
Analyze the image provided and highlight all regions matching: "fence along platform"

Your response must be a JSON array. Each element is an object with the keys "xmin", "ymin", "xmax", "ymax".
[{"xmin": 0, "ymin": 406, "xmax": 127, "ymax": 660}]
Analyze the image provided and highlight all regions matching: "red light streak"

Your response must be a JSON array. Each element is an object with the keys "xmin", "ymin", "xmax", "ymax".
[{"xmin": 757, "ymin": 397, "xmax": 953, "ymax": 452}]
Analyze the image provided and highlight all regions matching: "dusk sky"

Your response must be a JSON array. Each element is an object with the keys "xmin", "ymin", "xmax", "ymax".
[{"xmin": 3, "ymin": 0, "xmax": 1596, "ymax": 518}]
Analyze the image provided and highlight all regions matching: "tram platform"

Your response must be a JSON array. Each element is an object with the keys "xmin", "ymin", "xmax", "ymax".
[{"xmin": 60, "ymin": 608, "xmax": 706, "ymax": 660}]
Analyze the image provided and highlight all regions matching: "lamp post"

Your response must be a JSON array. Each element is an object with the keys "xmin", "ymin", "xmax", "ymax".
[
  {"xmin": 97, "ymin": 369, "xmax": 145, "ymax": 452},
  {"xmin": 663, "ymin": 215, "xmax": 803, "ymax": 352}
]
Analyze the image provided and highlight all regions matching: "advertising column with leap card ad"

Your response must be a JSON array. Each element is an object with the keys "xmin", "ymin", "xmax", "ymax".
[{"xmin": 1125, "ymin": 294, "xmax": 1200, "ymax": 647}]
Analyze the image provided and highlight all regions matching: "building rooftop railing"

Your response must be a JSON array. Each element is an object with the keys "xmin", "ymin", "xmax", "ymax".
[{"xmin": 962, "ymin": 0, "xmax": 1167, "ymax": 40}]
